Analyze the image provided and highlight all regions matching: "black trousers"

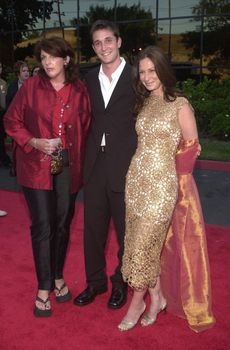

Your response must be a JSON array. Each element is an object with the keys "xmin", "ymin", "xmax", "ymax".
[
  {"xmin": 23, "ymin": 166, "xmax": 77, "ymax": 290},
  {"xmin": 84, "ymin": 151, "xmax": 127, "ymax": 291}
]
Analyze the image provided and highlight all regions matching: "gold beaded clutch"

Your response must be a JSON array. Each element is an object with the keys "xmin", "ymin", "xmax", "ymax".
[{"xmin": 50, "ymin": 150, "xmax": 63, "ymax": 175}]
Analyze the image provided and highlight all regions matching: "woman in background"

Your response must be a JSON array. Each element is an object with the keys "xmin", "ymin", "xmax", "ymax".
[
  {"xmin": 31, "ymin": 65, "xmax": 40, "ymax": 76},
  {"xmin": 4, "ymin": 37, "xmax": 91, "ymax": 317}
]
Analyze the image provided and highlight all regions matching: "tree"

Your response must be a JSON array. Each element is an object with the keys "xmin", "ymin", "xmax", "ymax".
[
  {"xmin": 72, "ymin": 4, "xmax": 156, "ymax": 62},
  {"xmin": 0, "ymin": 0, "xmax": 53, "ymax": 66},
  {"xmin": 181, "ymin": 0, "xmax": 230, "ymax": 75}
]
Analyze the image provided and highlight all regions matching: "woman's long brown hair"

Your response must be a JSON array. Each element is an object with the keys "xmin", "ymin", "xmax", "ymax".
[{"xmin": 133, "ymin": 46, "xmax": 177, "ymax": 113}]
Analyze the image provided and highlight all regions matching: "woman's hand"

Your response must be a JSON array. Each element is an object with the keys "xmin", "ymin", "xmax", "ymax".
[{"xmin": 29, "ymin": 138, "xmax": 61, "ymax": 155}]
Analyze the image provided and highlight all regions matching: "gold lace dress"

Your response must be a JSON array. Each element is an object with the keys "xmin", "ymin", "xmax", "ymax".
[{"xmin": 122, "ymin": 95, "xmax": 188, "ymax": 290}]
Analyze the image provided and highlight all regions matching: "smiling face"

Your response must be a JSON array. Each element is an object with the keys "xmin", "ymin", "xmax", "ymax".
[
  {"xmin": 139, "ymin": 57, "xmax": 163, "ymax": 96},
  {"xmin": 92, "ymin": 28, "xmax": 121, "ymax": 68},
  {"xmin": 40, "ymin": 50, "xmax": 69, "ymax": 83}
]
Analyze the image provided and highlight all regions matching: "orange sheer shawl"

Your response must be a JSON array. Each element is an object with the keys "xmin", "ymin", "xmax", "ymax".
[{"xmin": 161, "ymin": 140, "xmax": 216, "ymax": 332}]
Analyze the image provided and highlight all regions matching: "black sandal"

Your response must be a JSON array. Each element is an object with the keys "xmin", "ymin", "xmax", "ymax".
[
  {"xmin": 34, "ymin": 296, "xmax": 52, "ymax": 317},
  {"xmin": 54, "ymin": 283, "xmax": 72, "ymax": 303}
]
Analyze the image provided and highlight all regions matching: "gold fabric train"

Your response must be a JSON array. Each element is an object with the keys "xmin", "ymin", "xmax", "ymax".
[{"xmin": 161, "ymin": 139, "xmax": 216, "ymax": 332}]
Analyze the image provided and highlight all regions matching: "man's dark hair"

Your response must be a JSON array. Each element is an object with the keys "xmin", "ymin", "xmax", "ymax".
[{"xmin": 90, "ymin": 20, "xmax": 120, "ymax": 42}]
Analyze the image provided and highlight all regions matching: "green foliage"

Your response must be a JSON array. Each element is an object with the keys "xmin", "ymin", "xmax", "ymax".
[
  {"xmin": 200, "ymin": 138, "xmax": 230, "ymax": 161},
  {"xmin": 5, "ymin": 72, "xmax": 17, "ymax": 86},
  {"xmin": 179, "ymin": 78, "xmax": 230, "ymax": 140},
  {"xmin": 14, "ymin": 43, "xmax": 35, "ymax": 61},
  {"xmin": 0, "ymin": 0, "xmax": 53, "ymax": 35},
  {"xmin": 181, "ymin": 0, "xmax": 230, "ymax": 72},
  {"xmin": 0, "ymin": 0, "xmax": 53, "ymax": 66}
]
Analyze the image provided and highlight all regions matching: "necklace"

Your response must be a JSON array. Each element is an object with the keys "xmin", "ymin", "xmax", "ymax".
[{"xmin": 56, "ymin": 86, "xmax": 71, "ymax": 137}]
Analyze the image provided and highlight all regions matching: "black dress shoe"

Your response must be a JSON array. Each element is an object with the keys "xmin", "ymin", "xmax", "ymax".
[
  {"xmin": 108, "ymin": 287, "xmax": 127, "ymax": 309},
  {"xmin": 73, "ymin": 286, "xmax": 107, "ymax": 306}
]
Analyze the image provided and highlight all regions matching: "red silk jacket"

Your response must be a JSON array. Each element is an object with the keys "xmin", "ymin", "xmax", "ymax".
[{"xmin": 4, "ymin": 75, "xmax": 91, "ymax": 193}]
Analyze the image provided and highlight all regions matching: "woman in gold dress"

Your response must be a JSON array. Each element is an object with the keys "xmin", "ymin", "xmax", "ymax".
[{"xmin": 118, "ymin": 46, "xmax": 203, "ymax": 331}]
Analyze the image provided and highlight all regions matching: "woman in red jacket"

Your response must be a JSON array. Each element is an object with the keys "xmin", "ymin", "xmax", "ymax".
[{"xmin": 4, "ymin": 37, "xmax": 91, "ymax": 317}]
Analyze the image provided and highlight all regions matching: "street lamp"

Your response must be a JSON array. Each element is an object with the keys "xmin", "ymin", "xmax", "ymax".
[
  {"xmin": 42, "ymin": 0, "xmax": 46, "ymax": 37},
  {"xmin": 114, "ymin": 0, "xmax": 117, "ymax": 22},
  {"xmin": 76, "ymin": 0, "xmax": 80, "ymax": 64},
  {"xmin": 7, "ymin": 0, "xmax": 16, "ymax": 64},
  {"xmin": 168, "ymin": 0, "xmax": 172, "ymax": 60},
  {"xmin": 156, "ymin": 0, "xmax": 159, "ymax": 40}
]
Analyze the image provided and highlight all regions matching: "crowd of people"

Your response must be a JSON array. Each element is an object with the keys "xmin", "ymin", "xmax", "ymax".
[
  {"xmin": 0, "ymin": 60, "xmax": 40, "ymax": 172},
  {"xmin": 1, "ymin": 19, "xmax": 215, "ymax": 332}
]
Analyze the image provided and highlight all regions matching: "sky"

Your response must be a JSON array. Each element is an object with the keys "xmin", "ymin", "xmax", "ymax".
[{"xmin": 43, "ymin": 0, "xmax": 200, "ymax": 34}]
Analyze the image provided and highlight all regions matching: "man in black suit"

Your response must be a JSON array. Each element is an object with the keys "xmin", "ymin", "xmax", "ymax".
[
  {"xmin": 6, "ymin": 61, "xmax": 30, "ymax": 109},
  {"xmin": 0, "ymin": 61, "xmax": 11, "ymax": 167},
  {"xmin": 74, "ymin": 20, "xmax": 137, "ymax": 309},
  {"xmin": 5, "ymin": 61, "xmax": 29, "ymax": 175}
]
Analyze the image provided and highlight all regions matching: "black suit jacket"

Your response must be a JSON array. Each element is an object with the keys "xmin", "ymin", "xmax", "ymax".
[{"xmin": 84, "ymin": 63, "xmax": 137, "ymax": 192}]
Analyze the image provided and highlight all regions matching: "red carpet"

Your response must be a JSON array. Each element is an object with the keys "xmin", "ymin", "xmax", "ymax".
[{"xmin": 0, "ymin": 190, "xmax": 229, "ymax": 350}]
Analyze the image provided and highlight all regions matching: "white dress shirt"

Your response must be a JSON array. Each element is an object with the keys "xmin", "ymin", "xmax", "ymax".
[{"xmin": 98, "ymin": 57, "xmax": 126, "ymax": 146}]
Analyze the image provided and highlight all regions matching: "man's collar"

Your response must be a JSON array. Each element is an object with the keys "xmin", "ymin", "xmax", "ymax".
[{"xmin": 99, "ymin": 57, "xmax": 126, "ymax": 79}]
